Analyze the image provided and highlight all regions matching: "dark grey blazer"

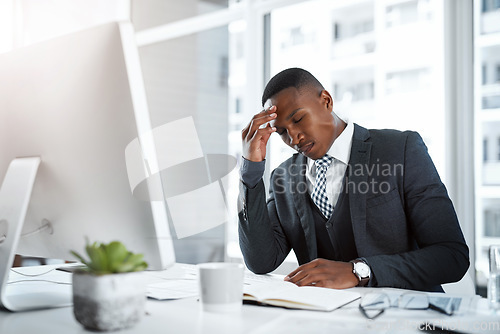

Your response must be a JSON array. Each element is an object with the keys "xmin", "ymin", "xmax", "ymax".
[{"xmin": 238, "ymin": 124, "xmax": 469, "ymax": 291}]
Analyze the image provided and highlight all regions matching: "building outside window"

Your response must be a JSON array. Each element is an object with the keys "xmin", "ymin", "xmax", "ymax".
[
  {"xmin": 266, "ymin": 0, "xmax": 447, "ymax": 187},
  {"xmin": 474, "ymin": 0, "xmax": 500, "ymax": 286}
]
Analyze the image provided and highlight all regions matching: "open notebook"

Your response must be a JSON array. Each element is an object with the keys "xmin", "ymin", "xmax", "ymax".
[{"xmin": 244, "ymin": 281, "xmax": 361, "ymax": 311}]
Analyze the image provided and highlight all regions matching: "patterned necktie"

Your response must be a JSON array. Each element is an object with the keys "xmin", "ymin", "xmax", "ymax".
[{"xmin": 311, "ymin": 155, "xmax": 334, "ymax": 219}]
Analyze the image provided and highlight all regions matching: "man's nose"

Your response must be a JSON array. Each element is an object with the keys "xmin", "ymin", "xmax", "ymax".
[{"xmin": 288, "ymin": 129, "xmax": 301, "ymax": 147}]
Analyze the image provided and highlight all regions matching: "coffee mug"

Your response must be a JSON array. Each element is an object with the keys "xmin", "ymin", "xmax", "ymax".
[{"xmin": 198, "ymin": 262, "xmax": 244, "ymax": 312}]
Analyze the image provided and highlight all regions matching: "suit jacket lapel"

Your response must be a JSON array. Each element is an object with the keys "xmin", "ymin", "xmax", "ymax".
[
  {"xmin": 290, "ymin": 154, "xmax": 317, "ymax": 260},
  {"xmin": 348, "ymin": 124, "xmax": 372, "ymax": 256}
]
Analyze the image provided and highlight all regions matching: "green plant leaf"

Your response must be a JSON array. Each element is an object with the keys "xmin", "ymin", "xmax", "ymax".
[
  {"xmin": 85, "ymin": 242, "xmax": 108, "ymax": 272},
  {"xmin": 70, "ymin": 250, "xmax": 89, "ymax": 267},
  {"xmin": 117, "ymin": 253, "xmax": 147, "ymax": 273},
  {"xmin": 133, "ymin": 262, "xmax": 148, "ymax": 272},
  {"xmin": 105, "ymin": 241, "xmax": 129, "ymax": 272},
  {"xmin": 70, "ymin": 240, "xmax": 148, "ymax": 274}
]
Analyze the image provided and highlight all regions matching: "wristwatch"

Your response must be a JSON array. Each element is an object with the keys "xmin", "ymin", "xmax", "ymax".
[{"xmin": 350, "ymin": 259, "xmax": 371, "ymax": 287}]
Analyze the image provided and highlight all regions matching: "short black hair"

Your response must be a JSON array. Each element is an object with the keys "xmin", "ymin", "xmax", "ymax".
[{"xmin": 261, "ymin": 68, "xmax": 324, "ymax": 107}]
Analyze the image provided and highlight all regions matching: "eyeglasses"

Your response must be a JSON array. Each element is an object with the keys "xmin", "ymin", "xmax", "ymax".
[{"xmin": 359, "ymin": 292, "xmax": 455, "ymax": 320}]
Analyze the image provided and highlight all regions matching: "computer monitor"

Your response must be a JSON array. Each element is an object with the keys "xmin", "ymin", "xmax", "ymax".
[{"xmin": 0, "ymin": 22, "xmax": 176, "ymax": 274}]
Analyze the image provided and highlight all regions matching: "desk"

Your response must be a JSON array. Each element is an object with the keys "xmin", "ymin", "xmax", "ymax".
[{"xmin": 1, "ymin": 264, "xmax": 499, "ymax": 334}]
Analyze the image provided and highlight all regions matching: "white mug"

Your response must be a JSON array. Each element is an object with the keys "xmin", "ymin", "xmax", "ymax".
[{"xmin": 198, "ymin": 262, "xmax": 244, "ymax": 312}]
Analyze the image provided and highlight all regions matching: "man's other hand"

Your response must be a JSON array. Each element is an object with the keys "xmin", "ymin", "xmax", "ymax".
[{"xmin": 284, "ymin": 258, "xmax": 359, "ymax": 289}]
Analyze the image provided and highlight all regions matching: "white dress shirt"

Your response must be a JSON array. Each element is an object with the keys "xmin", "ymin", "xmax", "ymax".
[{"xmin": 306, "ymin": 121, "xmax": 354, "ymax": 209}]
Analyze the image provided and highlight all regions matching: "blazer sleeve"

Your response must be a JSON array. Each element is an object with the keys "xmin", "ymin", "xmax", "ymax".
[
  {"xmin": 364, "ymin": 132, "xmax": 469, "ymax": 291},
  {"xmin": 238, "ymin": 172, "xmax": 291, "ymax": 274}
]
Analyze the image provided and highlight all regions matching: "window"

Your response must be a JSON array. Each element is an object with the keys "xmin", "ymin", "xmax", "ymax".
[
  {"xmin": 484, "ymin": 138, "xmax": 489, "ymax": 162},
  {"xmin": 235, "ymin": 98, "xmax": 242, "ymax": 114},
  {"xmin": 498, "ymin": 137, "xmax": 500, "ymax": 160},
  {"xmin": 386, "ymin": 68, "xmax": 431, "ymax": 94},
  {"xmin": 474, "ymin": 0, "xmax": 500, "ymax": 286},
  {"xmin": 333, "ymin": 23, "xmax": 340, "ymax": 41},
  {"xmin": 268, "ymin": 0, "xmax": 447, "ymax": 186},
  {"xmin": 289, "ymin": 27, "xmax": 305, "ymax": 46},
  {"xmin": 481, "ymin": 124, "xmax": 500, "ymax": 185},
  {"xmin": 385, "ymin": 0, "xmax": 432, "ymax": 28},
  {"xmin": 482, "ymin": 0, "xmax": 500, "ymax": 12},
  {"xmin": 331, "ymin": 2, "xmax": 375, "ymax": 58},
  {"xmin": 386, "ymin": 1, "xmax": 419, "ymax": 27},
  {"xmin": 484, "ymin": 200, "xmax": 500, "ymax": 237},
  {"xmin": 334, "ymin": 81, "xmax": 374, "ymax": 102}
]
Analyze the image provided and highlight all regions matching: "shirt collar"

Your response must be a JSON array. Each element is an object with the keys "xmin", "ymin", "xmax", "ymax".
[
  {"xmin": 307, "ymin": 120, "xmax": 354, "ymax": 169},
  {"xmin": 327, "ymin": 120, "xmax": 354, "ymax": 165}
]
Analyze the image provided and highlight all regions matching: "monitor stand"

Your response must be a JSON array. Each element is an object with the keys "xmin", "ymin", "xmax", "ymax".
[{"xmin": 0, "ymin": 157, "xmax": 70, "ymax": 311}]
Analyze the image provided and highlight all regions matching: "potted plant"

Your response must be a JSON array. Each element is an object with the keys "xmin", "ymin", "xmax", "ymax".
[{"xmin": 70, "ymin": 240, "xmax": 148, "ymax": 331}]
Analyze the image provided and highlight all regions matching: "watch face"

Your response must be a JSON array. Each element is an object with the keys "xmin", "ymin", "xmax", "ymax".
[{"xmin": 355, "ymin": 262, "xmax": 370, "ymax": 278}]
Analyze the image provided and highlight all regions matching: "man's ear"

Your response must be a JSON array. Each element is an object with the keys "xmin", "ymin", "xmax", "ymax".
[{"xmin": 320, "ymin": 90, "xmax": 333, "ymax": 111}]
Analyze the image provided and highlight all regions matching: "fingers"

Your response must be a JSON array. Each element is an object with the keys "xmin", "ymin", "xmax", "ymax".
[
  {"xmin": 259, "ymin": 125, "xmax": 276, "ymax": 150},
  {"xmin": 284, "ymin": 259, "xmax": 357, "ymax": 289},
  {"xmin": 286, "ymin": 272, "xmax": 320, "ymax": 287},
  {"xmin": 285, "ymin": 258, "xmax": 323, "ymax": 278},
  {"xmin": 249, "ymin": 122, "xmax": 276, "ymax": 143},
  {"xmin": 241, "ymin": 106, "xmax": 277, "ymax": 140},
  {"xmin": 284, "ymin": 259, "xmax": 320, "ymax": 285},
  {"xmin": 242, "ymin": 114, "xmax": 276, "ymax": 142}
]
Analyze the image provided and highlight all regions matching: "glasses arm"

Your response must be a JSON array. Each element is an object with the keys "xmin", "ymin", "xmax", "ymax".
[
  {"xmin": 358, "ymin": 304, "xmax": 386, "ymax": 320},
  {"xmin": 428, "ymin": 302, "xmax": 454, "ymax": 316}
]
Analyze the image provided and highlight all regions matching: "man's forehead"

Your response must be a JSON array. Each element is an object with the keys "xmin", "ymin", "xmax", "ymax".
[{"xmin": 267, "ymin": 87, "xmax": 301, "ymax": 108}]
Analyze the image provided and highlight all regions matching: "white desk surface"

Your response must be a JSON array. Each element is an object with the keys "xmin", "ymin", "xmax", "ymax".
[{"xmin": 1, "ymin": 264, "xmax": 499, "ymax": 334}]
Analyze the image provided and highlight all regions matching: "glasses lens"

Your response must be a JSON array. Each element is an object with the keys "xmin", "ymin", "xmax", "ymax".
[
  {"xmin": 398, "ymin": 293, "xmax": 429, "ymax": 309},
  {"xmin": 361, "ymin": 293, "xmax": 390, "ymax": 310}
]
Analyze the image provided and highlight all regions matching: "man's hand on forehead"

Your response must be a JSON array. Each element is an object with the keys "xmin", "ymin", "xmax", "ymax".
[
  {"xmin": 241, "ymin": 105, "xmax": 277, "ymax": 162},
  {"xmin": 259, "ymin": 105, "xmax": 277, "ymax": 129}
]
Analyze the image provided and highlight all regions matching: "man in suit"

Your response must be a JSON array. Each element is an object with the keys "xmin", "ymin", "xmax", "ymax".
[{"xmin": 238, "ymin": 68, "xmax": 469, "ymax": 292}]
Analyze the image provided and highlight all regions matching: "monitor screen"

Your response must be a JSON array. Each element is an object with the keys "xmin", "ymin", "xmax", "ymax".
[{"xmin": 0, "ymin": 22, "xmax": 175, "ymax": 270}]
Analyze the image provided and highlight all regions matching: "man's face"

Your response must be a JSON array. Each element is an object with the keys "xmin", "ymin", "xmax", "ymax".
[{"xmin": 268, "ymin": 87, "xmax": 338, "ymax": 160}]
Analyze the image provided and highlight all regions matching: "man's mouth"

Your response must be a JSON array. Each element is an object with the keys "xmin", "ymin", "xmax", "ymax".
[{"xmin": 298, "ymin": 142, "xmax": 314, "ymax": 155}]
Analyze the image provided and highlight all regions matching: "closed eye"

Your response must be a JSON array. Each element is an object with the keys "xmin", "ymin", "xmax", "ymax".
[{"xmin": 293, "ymin": 117, "xmax": 303, "ymax": 124}]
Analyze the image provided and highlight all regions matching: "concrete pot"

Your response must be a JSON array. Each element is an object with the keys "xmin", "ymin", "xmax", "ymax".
[{"xmin": 72, "ymin": 271, "xmax": 146, "ymax": 331}]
